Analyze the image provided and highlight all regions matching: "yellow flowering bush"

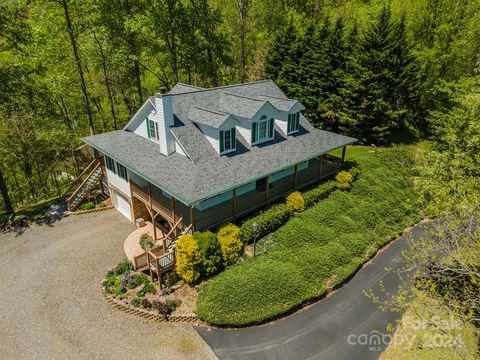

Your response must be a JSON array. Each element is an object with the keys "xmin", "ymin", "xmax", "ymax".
[
  {"xmin": 217, "ymin": 223, "xmax": 243, "ymax": 266},
  {"xmin": 336, "ymin": 171, "xmax": 353, "ymax": 190},
  {"xmin": 286, "ymin": 191, "xmax": 305, "ymax": 212},
  {"xmin": 175, "ymin": 234, "xmax": 202, "ymax": 283}
]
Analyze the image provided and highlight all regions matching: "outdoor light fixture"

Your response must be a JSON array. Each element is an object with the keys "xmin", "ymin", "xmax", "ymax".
[{"xmin": 253, "ymin": 222, "xmax": 258, "ymax": 258}]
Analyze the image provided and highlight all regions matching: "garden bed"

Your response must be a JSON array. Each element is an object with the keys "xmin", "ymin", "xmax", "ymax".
[{"xmin": 102, "ymin": 259, "xmax": 198, "ymax": 320}]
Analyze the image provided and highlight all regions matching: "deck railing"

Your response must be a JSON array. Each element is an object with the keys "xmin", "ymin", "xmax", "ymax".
[{"xmin": 130, "ymin": 181, "xmax": 182, "ymax": 222}]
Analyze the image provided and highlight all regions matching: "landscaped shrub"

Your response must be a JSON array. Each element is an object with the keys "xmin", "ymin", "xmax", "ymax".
[
  {"xmin": 240, "ymin": 204, "xmax": 293, "ymax": 244},
  {"xmin": 139, "ymin": 233, "xmax": 155, "ymax": 252},
  {"xmin": 349, "ymin": 166, "xmax": 361, "ymax": 180},
  {"xmin": 136, "ymin": 282, "xmax": 156, "ymax": 297},
  {"xmin": 336, "ymin": 171, "xmax": 353, "ymax": 190},
  {"xmin": 175, "ymin": 234, "xmax": 202, "ymax": 283},
  {"xmin": 115, "ymin": 259, "xmax": 134, "ymax": 275},
  {"xmin": 196, "ymin": 146, "xmax": 421, "ymax": 326},
  {"xmin": 217, "ymin": 223, "xmax": 243, "ymax": 266},
  {"xmin": 286, "ymin": 191, "xmax": 305, "ymax": 212},
  {"xmin": 195, "ymin": 230, "xmax": 223, "ymax": 277},
  {"xmin": 78, "ymin": 201, "xmax": 95, "ymax": 210},
  {"xmin": 302, "ymin": 181, "xmax": 337, "ymax": 208}
]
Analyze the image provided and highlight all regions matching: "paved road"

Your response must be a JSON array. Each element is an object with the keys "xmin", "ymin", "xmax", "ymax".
[
  {"xmin": 0, "ymin": 211, "xmax": 216, "ymax": 360},
  {"xmin": 196, "ymin": 222, "xmax": 433, "ymax": 360}
]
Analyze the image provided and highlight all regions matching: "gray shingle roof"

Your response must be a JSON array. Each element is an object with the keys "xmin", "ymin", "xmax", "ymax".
[
  {"xmin": 256, "ymin": 93, "xmax": 299, "ymax": 111},
  {"xmin": 83, "ymin": 80, "xmax": 357, "ymax": 205},
  {"xmin": 188, "ymin": 106, "xmax": 232, "ymax": 128}
]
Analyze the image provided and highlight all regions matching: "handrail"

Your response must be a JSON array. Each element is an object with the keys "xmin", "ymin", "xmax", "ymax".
[
  {"xmin": 67, "ymin": 162, "xmax": 102, "ymax": 204},
  {"xmin": 63, "ymin": 159, "xmax": 98, "ymax": 197}
]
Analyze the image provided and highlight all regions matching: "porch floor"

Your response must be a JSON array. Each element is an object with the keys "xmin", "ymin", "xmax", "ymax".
[{"xmin": 123, "ymin": 222, "xmax": 165, "ymax": 262}]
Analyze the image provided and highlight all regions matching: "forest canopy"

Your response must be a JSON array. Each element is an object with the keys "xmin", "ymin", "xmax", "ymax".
[{"xmin": 0, "ymin": 0, "xmax": 479, "ymax": 213}]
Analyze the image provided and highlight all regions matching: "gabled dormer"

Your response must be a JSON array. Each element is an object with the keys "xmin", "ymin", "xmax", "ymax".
[{"xmin": 188, "ymin": 106, "xmax": 239, "ymax": 155}]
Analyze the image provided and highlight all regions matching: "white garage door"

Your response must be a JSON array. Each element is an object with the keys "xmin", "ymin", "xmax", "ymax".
[{"xmin": 113, "ymin": 191, "xmax": 132, "ymax": 221}]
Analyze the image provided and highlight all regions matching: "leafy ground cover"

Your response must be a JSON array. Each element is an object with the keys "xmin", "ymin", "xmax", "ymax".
[{"xmin": 196, "ymin": 145, "xmax": 421, "ymax": 326}]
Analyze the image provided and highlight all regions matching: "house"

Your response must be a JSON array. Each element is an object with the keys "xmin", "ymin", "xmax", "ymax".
[{"xmin": 76, "ymin": 80, "xmax": 356, "ymax": 276}]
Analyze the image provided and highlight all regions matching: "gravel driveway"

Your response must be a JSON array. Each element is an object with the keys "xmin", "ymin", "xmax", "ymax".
[{"xmin": 0, "ymin": 210, "xmax": 216, "ymax": 360}]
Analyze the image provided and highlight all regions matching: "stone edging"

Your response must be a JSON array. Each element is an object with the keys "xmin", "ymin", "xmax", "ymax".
[
  {"xmin": 103, "ymin": 291, "xmax": 199, "ymax": 323},
  {"xmin": 69, "ymin": 205, "xmax": 115, "ymax": 216}
]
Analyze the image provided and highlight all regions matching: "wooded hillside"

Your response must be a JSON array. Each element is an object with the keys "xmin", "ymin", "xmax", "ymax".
[{"xmin": 0, "ymin": 0, "xmax": 479, "ymax": 213}]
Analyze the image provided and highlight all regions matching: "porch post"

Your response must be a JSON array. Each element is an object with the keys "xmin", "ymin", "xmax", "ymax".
[
  {"xmin": 232, "ymin": 189, "xmax": 237, "ymax": 221},
  {"xmin": 293, "ymin": 164, "xmax": 298, "ymax": 190},
  {"xmin": 190, "ymin": 206, "xmax": 196, "ymax": 232},
  {"xmin": 341, "ymin": 146, "xmax": 347, "ymax": 169},
  {"xmin": 147, "ymin": 182, "xmax": 152, "ymax": 208},
  {"xmin": 318, "ymin": 155, "xmax": 324, "ymax": 179},
  {"xmin": 171, "ymin": 197, "xmax": 176, "ymax": 236},
  {"xmin": 152, "ymin": 213, "xmax": 158, "ymax": 241},
  {"xmin": 265, "ymin": 175, "xmax": 270, "ymax": 205}
]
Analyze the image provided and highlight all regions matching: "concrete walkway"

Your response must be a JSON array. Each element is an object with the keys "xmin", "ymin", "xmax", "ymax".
[
  {"xmin": 196, "ymin": 222, "xmax": 434, "ymax": 360},
  {"xmin": 0, "ymin": 211, "xmax": 216, "ymax": 360}
]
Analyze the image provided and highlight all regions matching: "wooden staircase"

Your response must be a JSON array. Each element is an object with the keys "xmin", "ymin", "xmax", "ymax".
[
  {"xmin": 133, "ymin": 223, "xmax": 193, "ymax": 288},
  {"xmin": 66, "ymin": 160, "xmax": 105, "ymax": 211}
]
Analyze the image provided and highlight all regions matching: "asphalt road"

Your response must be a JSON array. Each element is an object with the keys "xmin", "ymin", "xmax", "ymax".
[
  {"xmin": 0, "ymin": 210, "xmax": 216, "ymax": 360},
  {"xmin": 196, "ymin": 222, "xmax": 433, "ymax": 360}
]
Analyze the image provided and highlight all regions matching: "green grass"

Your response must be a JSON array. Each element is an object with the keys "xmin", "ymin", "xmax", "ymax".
[{"xmin": 196, "ymin": 145, "xmax": 421, "ymax": 326}]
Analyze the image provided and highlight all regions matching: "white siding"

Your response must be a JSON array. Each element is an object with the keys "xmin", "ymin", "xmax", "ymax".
[
  {"xmin": 197, "ymin": 123, "xmax": 220, "ymax": 153},
  {"xmin": 154, "ymin": 95, "xmax": 175, "ymax": 156},
  {"xmin": 106, "ymin": 168, "xmax": 131, "ymax": 196},
  {"xmin": 175, "ymin": 139, "xmax": 187, "ymax": 157},
  {"xmin": 236, "ymin": 118, "xmax": 252, "ymax": 146}
]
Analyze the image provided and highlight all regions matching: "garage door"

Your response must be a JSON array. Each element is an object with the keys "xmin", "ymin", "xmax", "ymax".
[{"xmin": 113, "ymin": 191, "xmax": 132, "ymax": 221}]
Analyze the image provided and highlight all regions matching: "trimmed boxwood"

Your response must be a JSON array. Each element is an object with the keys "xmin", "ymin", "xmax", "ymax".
[{"xmin": 302, "ymin": 181, "xmax": 337, "ymax": 208}]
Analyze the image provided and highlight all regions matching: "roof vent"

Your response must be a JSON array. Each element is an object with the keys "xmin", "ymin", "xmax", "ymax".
[{"xmin": 159, "ymin": 86, "xmax": 167, "ymax": 94}]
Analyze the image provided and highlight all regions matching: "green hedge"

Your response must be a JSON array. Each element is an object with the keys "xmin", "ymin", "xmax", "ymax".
[
  {"xmin": 303, "ymin": 181, "xmax": 337, "ymax": 208},
  {"xmin": 196, "ymin": 146, "xmax": 421, "ymax": 326},
  {"xmin": 240, "ymin": 203, "xmax": 292, "ymax": 244}
]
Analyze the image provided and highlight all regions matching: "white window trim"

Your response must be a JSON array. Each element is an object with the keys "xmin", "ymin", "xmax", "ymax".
[
  {"xmin": 287, "ymin": 112, "xmax": 300, "ymax": 135},
  {"xmin": 148, "ymin": 118, "xmax": 159, "ymax": 141},
  {"xmin": 252, "ymin": 117, "xmax": 274, "ymax": 145},
  {"xmin": 220, "ymin": 128, "xmax": 236, "ymax": 155}
]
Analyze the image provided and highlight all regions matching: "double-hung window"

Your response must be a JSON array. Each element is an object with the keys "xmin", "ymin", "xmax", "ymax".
[
  {"xmin": 105, "ymin": 155, "xmax": 116, "ymax": 173},
  {"xmin": 287, "ymin": 112, "xmax": 300, "ymax": 134},
  {"xmin": 146, "ymin": 117, "xmax": 159, "ymax": 140},
  {"xmin": 251, "ymin": 116, "xmax": 274, "ymax": 144},
  {"xmin": 220, "ymin": 128, "xmax": 236, "ymax": 154},
  {"xmin": 116, "ymin": 163, "xmax": 128, "ymax": 181}
]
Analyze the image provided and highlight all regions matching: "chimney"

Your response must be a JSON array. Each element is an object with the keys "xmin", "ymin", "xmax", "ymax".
[{"xmin": 154, "ymin": 93, "xmax": 175, "ymax": 156}]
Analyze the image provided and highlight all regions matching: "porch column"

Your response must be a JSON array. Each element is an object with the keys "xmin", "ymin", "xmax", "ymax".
[
  {"xmin": 171, "ymin": 197, "xmax": 177, "ymax": 236},
  {"xmin": 232, "ymin": 188, "xmax": 237, "ymax": 221},
  {"xmin": 152, "ymin": 213, "xmax": 159, "ymax": 241},
  {"xmin": 293, "ymin": 164, "xmax": 298, "ymax": 190},
  {"xmin": 341, "ymin": 146, "xmax": 347, "ymax": 169},
  {"xmin": 189, "ymin": 206, "xmax": 196, "ymax": 232},
  {"xmin": 265, "ymin": 175, "xmax": 270, "ymax": 205},
  {"xmin": 317, "ymin": 155, "xmax": 324, "ymax": 179},
  {"xmin": 147, "ymin": 182, "xmax": 152, "ymax": 208}
]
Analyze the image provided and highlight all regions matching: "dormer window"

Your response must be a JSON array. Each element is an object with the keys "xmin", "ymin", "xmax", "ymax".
[
  {"xmin": 287, "ymin": 112, "xmax": 300, "ymax": 134},
  {"xmin": 252, "ymin": 116, "xmax": 274, "ymax": 144},
  {"xmin": 220, "ymin": 128, "xmax": 236, "ymax": 154},
  {"xmin": 146, "ymin": 117, "xmax": 159, "ymax": 140}
]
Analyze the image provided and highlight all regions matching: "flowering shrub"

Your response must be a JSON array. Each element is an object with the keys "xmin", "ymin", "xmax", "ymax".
[
  {"xmin": 217, "ymin": 223, "xmax": 243, "ymax": 266},
  {"xmin": 141, "ymin": 298, "xmax": 151, "ymax": 309},
  {"xmin": 286, "ymin": 191, "xmax": 305, "ymax": 212},
  {"xmin": 114, "ymin": 259, "xmax": 134, "ymax": 275},
  {"xmin": 336, "ymin": 171, "xmax": 354, "ymax": 190},
  {"xmin": 175, "ymin": 234, "xmax": 202, "ymax": 283},
  {"xmin": 136, "ymin": 282, "xmax": 156, "ymax": 297}
]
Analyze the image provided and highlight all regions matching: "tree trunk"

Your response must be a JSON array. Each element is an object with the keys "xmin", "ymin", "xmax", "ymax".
[
  {"xmin": 0, "ymin": 167, "xmax": 14, "ymax": 215},
  {"xmin": 92, "ymin": 31, "xmax": 118, "ymax": 130},
  {"xmin": 60, "ymin": 0, "xmax": 95, "ymax": 136},
  {"xmin": 237, "ymin": 0, "xmax": 249, "ymax": 82}
]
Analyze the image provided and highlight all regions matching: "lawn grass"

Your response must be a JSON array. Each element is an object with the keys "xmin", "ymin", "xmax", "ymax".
[{"xmin": 195, "ymin": 145, "xmax": 421, "ymax": 326}]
